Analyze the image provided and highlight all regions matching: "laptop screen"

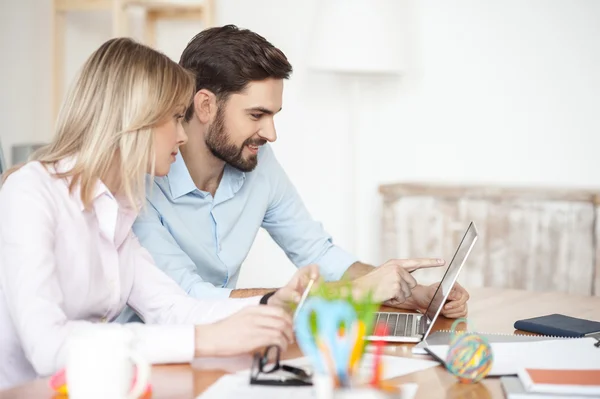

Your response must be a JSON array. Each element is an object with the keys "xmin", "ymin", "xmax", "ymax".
[{"xmin": 422, "ymin": 222, "xmax": 478, "ymax": 337}]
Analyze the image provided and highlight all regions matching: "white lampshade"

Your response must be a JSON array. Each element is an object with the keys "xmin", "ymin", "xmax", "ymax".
[{"xmin": 308, "ymin": 0, "xmax": 403, "ymax": 75}]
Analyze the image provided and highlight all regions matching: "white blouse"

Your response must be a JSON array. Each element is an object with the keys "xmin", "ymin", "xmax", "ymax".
[{"xmin": 0, "ymin": 161, "xmax": 258, "ymax": 389}]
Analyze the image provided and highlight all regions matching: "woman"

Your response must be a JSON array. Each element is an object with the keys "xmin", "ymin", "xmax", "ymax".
[{"xmin": 0, "ymin": 38, "xmax": 317, "ymax": 389}]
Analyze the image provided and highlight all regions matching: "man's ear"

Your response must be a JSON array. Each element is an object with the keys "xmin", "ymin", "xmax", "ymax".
[{"xmin": 193, "ymin": 89, "xmax": 217, "ymax": 124}]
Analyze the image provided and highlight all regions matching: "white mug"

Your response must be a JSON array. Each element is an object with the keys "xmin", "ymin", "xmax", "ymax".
[{"xmin": 65, "ymin": 326, "xmax": 150, "ymax": 399}]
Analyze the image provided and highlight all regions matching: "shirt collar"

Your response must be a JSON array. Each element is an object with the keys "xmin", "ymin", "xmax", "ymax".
[
  {"xmin": 214, "ymin": 165, "xmax": 246, "ymax": 205},
  {"xmin": 53, "ymin": 157, "xmax": 123, "ymax": 212},
  {"xmin": 167, "ymin": 152, "xmax": 247, "ymax": 201}
]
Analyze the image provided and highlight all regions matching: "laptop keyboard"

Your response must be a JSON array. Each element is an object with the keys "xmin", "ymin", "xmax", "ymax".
[{"xmin": 373, "ymin": 312, "xmax": 417, "ymax": 337}]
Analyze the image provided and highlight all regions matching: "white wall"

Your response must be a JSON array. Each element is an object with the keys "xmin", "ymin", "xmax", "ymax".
[
  {"xmin": 1, "ymin": 0, "xmax": 599, "ymax": 288},
  {"xmin": 0, "ymin": 1, "xmax": 52, "ymax": 164}
]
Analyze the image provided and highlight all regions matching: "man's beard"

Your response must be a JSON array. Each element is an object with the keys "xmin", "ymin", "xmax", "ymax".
[{"xmin": 205, "ymin": 107, "xmax": 265, "ymax": 172}]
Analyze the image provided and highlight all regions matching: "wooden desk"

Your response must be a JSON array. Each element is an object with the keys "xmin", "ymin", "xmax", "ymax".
[{"xmin": 2, "ymin": 287, "xmax": 599, "ymax": 399}]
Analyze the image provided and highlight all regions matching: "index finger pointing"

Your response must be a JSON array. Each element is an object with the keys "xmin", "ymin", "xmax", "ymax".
[{"xmin": 394, "ymin": 258, "xmax": 445, "ymax": 272}]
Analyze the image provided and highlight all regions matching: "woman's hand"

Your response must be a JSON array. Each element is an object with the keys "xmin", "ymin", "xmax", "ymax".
[
  {"xmin": 193, "ymin": 306, "xmax": 294, "ymax": 357},
  {"xmin": 267, "ymin": 264, "xmax": 319, "ymax": 312}
]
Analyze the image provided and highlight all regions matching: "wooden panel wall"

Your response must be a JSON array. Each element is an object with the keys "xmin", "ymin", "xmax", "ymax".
[{"xmin": 380, "ymin": 183, "xmax": 600, "ymax": 296}]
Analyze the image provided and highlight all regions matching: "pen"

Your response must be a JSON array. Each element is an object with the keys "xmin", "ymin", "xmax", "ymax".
[
  {"xmin": 293, "ymin": 278, "xmax": 315, "ymax": 322},
  {"xmin": 317, "ymin": 337, "xmax": 339, "ymax": 387},
  {"xmin": 370, "ymin": 323, "xmax": 388, "ymax": 388},
  {"xmin": 349, "ymin": 321, "xmax": 366, "ymax": 374}
]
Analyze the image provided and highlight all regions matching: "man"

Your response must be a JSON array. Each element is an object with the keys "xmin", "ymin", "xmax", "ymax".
[{"xmin": 126, "ymin": 25, "xmax": 468, "ymax": 320}]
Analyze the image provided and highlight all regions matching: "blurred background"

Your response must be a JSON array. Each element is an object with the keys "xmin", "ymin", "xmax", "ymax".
[{"xmin": 1, "ymin": 0, "xmax": 599, "ymax": 295}]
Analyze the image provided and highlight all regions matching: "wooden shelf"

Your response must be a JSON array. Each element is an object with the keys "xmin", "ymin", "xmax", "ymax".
[
  {"xmin": 54, "ymin": 0, "xmax": 113, "ymax": 12},
  {"xmin": 52, "ymin": 0, "xmax": 214, "ymax": 118}
]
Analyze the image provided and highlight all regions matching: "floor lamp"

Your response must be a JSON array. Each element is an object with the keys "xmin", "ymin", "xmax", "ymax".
[{"xmin": 308, "ymin": 0, "xmax": 403, "ymax": 255}]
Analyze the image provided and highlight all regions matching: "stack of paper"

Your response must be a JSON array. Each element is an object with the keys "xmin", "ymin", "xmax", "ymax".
[
  {"xmin": 412, "ymin": 331, "xmax": 564, "ymax": 355},
  {"xmin": 501, "ymin": 377, "xmax": 595, "ymax": 399},
  {"xmin": 518, "ymin": 368, "xmax": 600, "ymax": 397},
  {"xmin": 425, "ymin": 337, "xmax": 600, "ymax": 376}
]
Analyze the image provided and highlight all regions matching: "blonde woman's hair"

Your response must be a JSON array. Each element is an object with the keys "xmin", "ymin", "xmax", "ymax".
[{"xmin": 3, "ymin": 37, "xmax": 194, "ymax": 209}]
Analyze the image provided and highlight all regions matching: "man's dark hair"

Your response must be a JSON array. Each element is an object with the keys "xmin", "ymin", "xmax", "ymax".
[{"xmin": 180, "ymin": 24, "xmax": 293, "ymax": 120}]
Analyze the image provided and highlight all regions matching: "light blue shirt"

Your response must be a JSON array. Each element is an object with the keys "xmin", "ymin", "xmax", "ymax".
[{"xmin": 131, "ymin": 144, "xmax": 357, "ymax": 300}]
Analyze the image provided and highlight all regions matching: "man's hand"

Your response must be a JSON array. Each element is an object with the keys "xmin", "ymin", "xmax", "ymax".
[
  {"xmin": 353, "ymin": 258, "xmax": 445, "ymax": 303},
  {"xmin": 398, "ymin": 282, "xmax": 470, "ymax": 318},
  {"xmin": 267, "ymin": 264, "xmax": 319, "ymax": 311}
]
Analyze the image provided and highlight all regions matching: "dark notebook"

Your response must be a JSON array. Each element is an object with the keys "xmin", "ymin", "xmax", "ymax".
[{"xmin": 514, "ymin": 314, "xmax": 600, "ymax": 338}]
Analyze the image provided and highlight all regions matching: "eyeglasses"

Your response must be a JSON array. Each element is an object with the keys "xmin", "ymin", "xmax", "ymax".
[{"xmin": 250, "ymin": 345, "xmax": 313, "ymax": 386}]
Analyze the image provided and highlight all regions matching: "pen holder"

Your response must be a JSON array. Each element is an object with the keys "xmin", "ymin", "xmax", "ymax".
[
  {"xmin": 445, "ymin": 318, "xmax": 493, "ymax": 383},
  {"xmin": 295, "ymin": 280, "xmax": 379, "ymax": 386},
  {"xmin": 296, "ymin": 298, "xmax": 359, "ymax": 387}
]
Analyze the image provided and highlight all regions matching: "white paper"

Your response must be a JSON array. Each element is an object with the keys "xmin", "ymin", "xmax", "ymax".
[
  {"xmin": 196, "ymin": 373, "xmax": 314, "ymax": 399},
  {"xmin": 426, "ymin": 337, "xmax": 600, "ymax": 376},
  {"xmin": 411, "ymin": 347, "xmax": 428, "ymax": 355},
  {"xmin": 235, "ymin": 353, "xmax": 439, "ymax": 381},
  {"xmin": 355, "ymin": 353, "xmax": 439, "ymax": 380},
  {"xmin": 196, "ymin": 373, "xmax": 419, "ymax": 399}
]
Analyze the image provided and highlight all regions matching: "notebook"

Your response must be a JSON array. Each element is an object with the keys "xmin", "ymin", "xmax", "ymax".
[
  {"xmin": 501, "ymin": 377, "xmax": 592, "ymax": 399},
  {"xmin": 518, "ymin": 368, "xmax": 600, "ymax": 397},
  {"xmin": 425, "ymin": 337, "xmax": 600, "ymax": 376},
  {"xmin": 514, "ymin": 314, "xmax": 600, "ymax": 338},
  {"xmin": 412, "ymin": 330, "xmax": 565, "ymax": 354}
]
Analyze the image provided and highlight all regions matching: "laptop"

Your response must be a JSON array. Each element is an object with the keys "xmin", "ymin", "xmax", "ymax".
[{"xmin": 366, "ymin": 221, "xmax": 478, "ymax": 342}]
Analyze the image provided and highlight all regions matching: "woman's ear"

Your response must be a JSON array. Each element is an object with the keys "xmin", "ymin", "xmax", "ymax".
[{"xmin": 193, "ymin": 89, "xmax": 217, "ymax": 124}]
